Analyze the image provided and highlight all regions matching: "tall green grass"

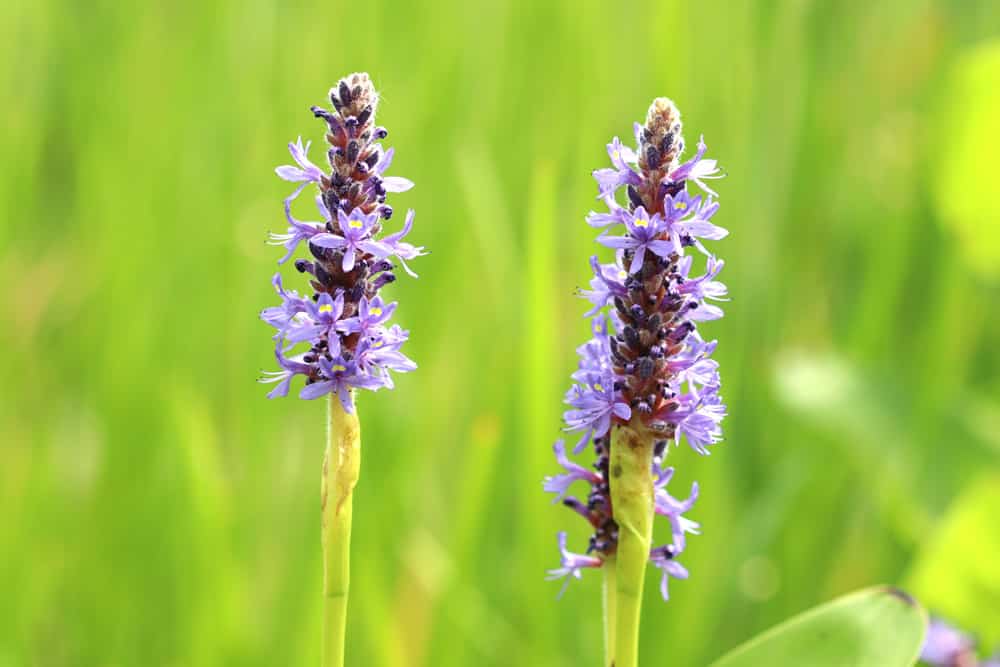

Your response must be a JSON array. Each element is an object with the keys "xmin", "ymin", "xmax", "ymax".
[{"xmin": 1, "ymin": 1, "xmax": 998, "ymax": 664}]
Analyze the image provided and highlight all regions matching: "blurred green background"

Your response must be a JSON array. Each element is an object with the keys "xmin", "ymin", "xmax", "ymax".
[{"xmin": 2, "ymin": 0, "xmax": 1000, "ymax": 665}]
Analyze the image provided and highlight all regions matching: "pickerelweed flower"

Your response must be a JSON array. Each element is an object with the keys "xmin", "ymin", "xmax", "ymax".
[
  {"xmin": 922, "ymin": 616, "xmax": 1000, "ymax": 667},
  {"xmin": 260, "ymin": 73, "xmax": 423, "ymax": 412},
  {"xmin": 544, "ymin": 97, "xmax": 727, "ymax": 617},
  {"xmin": 263, "ymin": 73, "xmax": 422, "ymax": 667}
]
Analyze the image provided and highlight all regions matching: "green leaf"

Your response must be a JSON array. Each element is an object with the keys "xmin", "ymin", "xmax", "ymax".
[{"xmin": 709, "ymin": 587, "xmax": 927, "ymax": 667}]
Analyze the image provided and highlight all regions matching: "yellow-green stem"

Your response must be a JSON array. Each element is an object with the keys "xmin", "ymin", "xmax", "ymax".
[
  {"xmin": 603, "ymin": 554, "xmax": 618, "ymax": 666},
  {"xmin": 609, "ymin": 421, "xmax": 655, "ymax": 667},
  {"xmin": 321, "ymin": 393, "xmax": 361, "ymax": 667}
]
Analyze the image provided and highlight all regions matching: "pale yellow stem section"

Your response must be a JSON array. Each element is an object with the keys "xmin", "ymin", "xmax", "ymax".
[
  {"xmin": 603, "ymin": 554, "xmax": 618, "ymax": 666},
  {"xmin": 321, "ymin": 393, "xmax": 361, "ymax": 667},
  {"xmin": 609, "ymin": 421, "xmax": 655, "ymax": 667}
]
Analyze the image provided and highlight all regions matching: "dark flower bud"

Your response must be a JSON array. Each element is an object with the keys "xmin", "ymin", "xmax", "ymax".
[
  {"xmin": 309, "ymin": 241, "xmax": 334, "ymax": 262},
  {"xmin": 346, "ymin": 140, "xmax": 360, "ymax": 163},
  {"xmin": 645, "ymin": 145, "xmax": 661, "ymax": 169},
  {"xmin": 627, "ymin": 185, "xmax": 644, "ymax": 209},
  {"xmin": 372, "ymin": 272, "xmax": 396, "ymax": 290},
  {"xmin": 356, "ymin": 105, "xmax": 373, "ymax": 126},
  {"xmin": 623, "ymin": 326, "xmax": 640, "ymax": 350}
]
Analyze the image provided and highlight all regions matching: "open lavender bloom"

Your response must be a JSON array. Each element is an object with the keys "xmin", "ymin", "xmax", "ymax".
[
  {"xmin": 260, "ymin": 73, "xmax": 423, "ymax": 411},
  {"xmin": 545, "ymin": 98, "xmax": 726, "ymax": 599}
]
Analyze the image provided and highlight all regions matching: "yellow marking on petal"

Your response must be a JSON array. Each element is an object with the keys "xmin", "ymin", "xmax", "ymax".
[
  {"xmin": 634, "ymin": 218, "xmax": 648, "ymax": 228},
  {"xmin": 593, "ymin": 383, "xmax": 604, "ymax": 393},
  {"xmin": 612, "ymin": 150, "xmax": 621, "ymax": 161},
  {"xmin": 674, "ymin": 201, "xmax": 687, "ymax": 210},
  {"xmin": 319, "ymin": 304, "xmax": 333, "ymax": 314},
  {"xmin": 618, "ymin": 270, "xmax": 628, "ymax": 280},
  {"xmin": 369, "ymin": 307, "xmax": 383, "ymax": 317},
  {"xmin": 348, "ymin": 220, "xmax": 363, "ymax": 229},
  {"xmin": 332, "ymin": 364, "xmax": 347, "ymax": 373}
]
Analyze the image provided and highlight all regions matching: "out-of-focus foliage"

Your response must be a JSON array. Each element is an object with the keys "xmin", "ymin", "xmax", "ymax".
[
  {"xmin": 933, "ymin": 42, "xmax": 1000, "ymax": 281},
  {"xmin": 907, "ymin": 476, "xmax": 1000, "ymax": 652},
  {"xmin": 0, "ymin": 1, "xmax": 998, "ymax": 665},
  {"xmin": 710, "ymin": 587, "xmax": 926, "ymax": 667}
]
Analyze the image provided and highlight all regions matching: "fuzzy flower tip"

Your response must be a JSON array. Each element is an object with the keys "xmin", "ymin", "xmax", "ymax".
[
  {"xmin": 545, "ymin": 98, "xmax": 727, "ymax": 599},
  {"xmin": 260, "ymin": 73, "xmax": 425, "ymax": 411}
]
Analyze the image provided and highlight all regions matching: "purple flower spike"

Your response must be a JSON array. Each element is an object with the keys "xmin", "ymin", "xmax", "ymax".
[
  {"xmin": 259, "ymin": 73, "xmax": 423, "ymax": 410},
  {"xmin": 544, "ymin": 96, "xmax": 727, "ymax": 603}
]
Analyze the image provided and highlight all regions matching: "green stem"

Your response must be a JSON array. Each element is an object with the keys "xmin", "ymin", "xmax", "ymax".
[
  {"xmin": 609, "ymin": 421, "xmax": 655, "ymax": 667},
  {"xmin": 603, "ymin": 554, "xmax": 618, "ymax": 666},
  {"xmin": 321, "ymin": 393, "xmax": 361, "ymax": 667}
]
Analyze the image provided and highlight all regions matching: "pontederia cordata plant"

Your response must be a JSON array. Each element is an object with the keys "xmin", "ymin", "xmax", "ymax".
[
  {"xmin": 544, "ymin": 98, "xmax": 727, "ymax": 667},
  {"xmin": 259, "ymin": 72, "xmax": 423, "ymax": 667}
]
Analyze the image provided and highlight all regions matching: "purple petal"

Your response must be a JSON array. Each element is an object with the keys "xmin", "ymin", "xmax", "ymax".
[
  {"xmin": 383, "ymin": 176, "xmax": 414, "ymax": 192},
  {"xmin": 300, "ymin": 381, "xmax": 335, "ymax": 400},
  {"xmin": 310, "ymin": 234, "xmax": 347, "ymax": 249},
  {"xmin": 275, "ymin": 166, "xmax": 307, "ymax": 182}
]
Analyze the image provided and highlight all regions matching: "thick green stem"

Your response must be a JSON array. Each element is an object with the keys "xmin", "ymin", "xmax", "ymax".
[
  {"xmin": 321, "ymin": 394, "xmax": 361, "ymax": 667},
  {"xmin": 603, "ymin": 554, "xmax": 618, "ymax": 666},
  {"xmin": 609, "ymin": 421, "xmax": 655, "ymax": 667}
]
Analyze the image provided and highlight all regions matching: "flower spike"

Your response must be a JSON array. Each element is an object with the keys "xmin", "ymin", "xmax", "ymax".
[
  {"xmin": 259, "ymin": 72, "xmax": 421, "ymax": 412},
  {"xmin": 544, "ymin": 97, "xmax": 728, "ymax": 666}
]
